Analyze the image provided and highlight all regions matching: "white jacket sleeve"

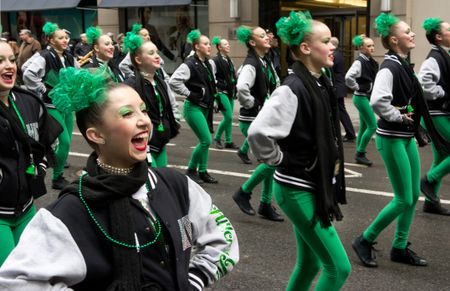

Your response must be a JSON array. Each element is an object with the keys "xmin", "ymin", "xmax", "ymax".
[
  {"xmin": 0, "ymin": 209, "xmax": 86, "ymax": 290},
  {"xmin": 345, "ymin": 60, "xmax": 362, "ymax": 91},
  {"xmin": 418, "ymin": 57, "xmax": 445, "ymax": 101},
  {"xmin": 22, "ymin": 53, "xmax": 47, "ymax": 98},
  {"xmin": 187, "ymin": 178, "xmax": 239, "ymax": 289},
  {"xmin": 119, "ymin": 53, "xmax": 135, "ymax": 79},
  {"xmin": 370, "ymin": 68, "xmax": 402, "ymax": 123},
  {"xmin": 169, "ymin": 63, "xmax": 191, "ymax": 97},
  {"xmin": 236, "ymin": 64, "xmax": 256, "ymax": 109}
]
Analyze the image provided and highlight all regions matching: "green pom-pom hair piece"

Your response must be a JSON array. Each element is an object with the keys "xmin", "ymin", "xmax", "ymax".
[
  {"xmin": 86, "ymin": 26, "xmax": 102, "ymax": 45},
  {"xmin": 212, "ymin": 36, "xmax": 221, "ymax": 46},
  {"xmin": 375, "ymin": 13, "xmax": 400, "ymax": 38},
  {"xmin": 423, "ymin": 17, "xmax": 442, "ymax": 35},
  {"xmin": 187, "ymin": 29, "xmax": 201, "ymax": 44},
  {"xmin": 122, "ymin": 31, "xmax": 144, "ymax": 54},
  {"xmin": 352, "ymin": 35, "xmax": 365, "ymax": 48},
  {"xmin": 236, "ymin": 26, "xmax": 252, "ymax": 44},
  {"xmin": 276, "ymin": 10, "xmax": 313, "ymax": 46},
  {"xmin": 131, "ymin": 23, "xmax": 143, "ymax": 35},
  {"xmin": 42, "ymin": 22, "xmax": 59, "ymax": 37},
  {"xmin": 49, "ymin": 67, "xmax": 107, "ymax": 114}
]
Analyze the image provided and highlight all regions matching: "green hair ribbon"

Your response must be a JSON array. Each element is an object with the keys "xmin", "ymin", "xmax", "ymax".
[
  {"xmin": 49, "ymin": 67, "xmax": 107, "ymax": 114},
  {"xmin": 236, "ymin": 26, "xmax": 252, "ymax": 44},
  {"xmin": 352, "ymin": 35, "xmax": 364, "ymax": 47},
  {"xmin": 423, "ymin": 17, "xmax": 442, "ymax": 35},
  {"xmin": 86, "ymin": 26, "xmax": 102, "ymax": 45},
  {"xmin": 187, "ymin": 29, "xmax": 201, "ymax": 44},
  {"xmin": 276, "ymin": 10, "xmax": 313, "ymax": 46},
  {"xmin": 212, "ymin": 36, "xmax": 221, "ymax": 46},
  {"xmin": 375, "ymin": 13, "xmax": 400, "ymax": 38},
  {"xmin": 122, "ymin": 31, "xmax": 144, "ymax": 54},
  {"xmin": 42, "ymin": 22, "xmax": 59, "ymax": 37},
  {"xmin": 131, "ymin": 23, "xmax": 143, "ymax": 35}
]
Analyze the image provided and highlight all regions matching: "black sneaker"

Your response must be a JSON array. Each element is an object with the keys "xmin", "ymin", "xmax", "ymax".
[
  {"xmin": 52, "ymin": 175, "xmax": 70, "ymax": 190},
  {"xmin": 343, "ymin": 136, "xmax": 356, "ymax": 142},
  {"xmin": 198, "ymin": 171, "xmax": 218, "ymax": 184},
  {"xmin": 355, "ymin": 152, "xmax": 373, "ymax": 167},
  {"xmin": 232, "ymin": 188, "xmax": 255, "ymax": 215},
  {"xmin": 237, "ymin": 150, "xmax": 252, "ymax": 164},
  {"xmin": 423, "ymin": 200, "xmax": 450, "ymax": 216},
  {"xmin": 352, "ymin": 234, "xmax": 378, "ymax": 267},
  {"xmin": 214, "ymin": 139, "xmax": 224, "ymax": 149},
  {"xmin": 224, "ymin": 142, "xmax": 239, "ymax": 150},
  {"xmin": 390, "ymin": 243, "xmax": 427, "ymax": 266},
  {"xmin": 258, "ymin": 202, "xmax": 284, "ymax": 222},
  {"xmin": 420, "ymin": 176, "xmax": 438, "ymax": 203},
  {"xmin": 185, "ymin": 169, "xmax": 204, "ymax": 185}
]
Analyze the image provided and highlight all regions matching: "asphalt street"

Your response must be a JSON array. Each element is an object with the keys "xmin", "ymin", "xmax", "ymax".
[{"xmin": 37, "ymin": 97, "xmax": 450, "ymax": 291}]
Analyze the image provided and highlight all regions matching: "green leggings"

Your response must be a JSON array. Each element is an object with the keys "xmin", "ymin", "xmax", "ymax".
[
  {"xmin": 425, "ymin": 116, "xmax": 450, "ymax": 198},
  {"xmin": 151, "ymin": 146, "xmax": 167, "ymax": 168},
  {"xmin": 274, "ymin": 182, "xmax": 351, "ymax": 291},
  {"xmin": 48, "ymin": 109, "xmax": 74, "ymax": 180},
  {"xmin": 214, "ymin": 93, "xmax": 235, "ymax": 144},
  {"xmin": 183, "ymin": 100, "xmax": 211, "ymax": 172},
  {"xmin": 242, "ymin": 163, "xmax": 275, "ymax": 204},
  {"xmin": 363, "ymin": 136, "xmax": 420, "ymax": 249},
  {"xmin": 353, "ymin": 95, "xmax": 377, "ymax": 153},
  {"xmin": 239, "ymin": 121, "xmax": 251, "ymax": 154},
  {"xmin": 0, "ymin": 205, "xmax": 36, "ymax": 266}
]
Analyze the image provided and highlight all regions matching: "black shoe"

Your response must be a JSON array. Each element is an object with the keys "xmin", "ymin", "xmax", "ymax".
[
  {"xmin": 52, "ymin": 175, "xmax": 70, "ymax": 190},
  {"xmin": 224, "ymin": 142, "xmax": 239, "ymax": 150},
  {"xmin": 423, "ymin": 200, "xmax": 450, "ymax": 216},
  {"xmin": 185, "ymin": 169, "xmax": 204, "ymax": 185},
  {"xmin": 355, "ymin": 152, "xmax": 373, "ymax": 167},
  {"xmin": 343, "ymin": 136, "xmax": 356, "ymax": 142},
  {"xmin": 214, "ymin": 139, "xmax": 224, "ymax": 149},
  {"xmin": 390, "ymin": 243, "xmax": 427, "ymax": 266},
  {"xmin": 352, "ymin": 235, "xmax": 378, "ymax": 267},
  {"xmin": 420, "ymin": 176, "xmax": 438, "ymax": 203},
  {"xmin": 237, "ymin": 150, "xmax": 252, "ymax": 164},
  {"xmin": 232, "ymin": 188, "xmax": 255, "ymax": 215},
  {"xmin": 198, "ymin": 171, "xmax": 218, "ymax": 184},
  {"xmin": 258, "ymin": 202, "xmax": 284, "ymax": 222},
  {"xmin": 64, "ymin": 162, "xmax": 70, "ymax": 169}
]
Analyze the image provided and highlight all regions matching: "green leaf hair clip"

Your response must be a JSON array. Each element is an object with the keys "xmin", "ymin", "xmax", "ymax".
[
  {"xmin": 212, "ymin": 36, "xmax": 221, "ymax": 46},
  {"xmin": 187, "ymin": 29, "xmax": 201, "ymax": 44},
  {"xmin": 423, "ymin": 17, "xmax": 442, "ymax": 35},
  {"xmin": 276, "ymin": 10, "xmax": 313, "ymax": 46},
  {"xmin": 375, "ymin": 12, "xmax": 400, "ymax": 38},
  {"xmin": 42, "ymin": 22, "xmax": 59, "ymax": 37},
  {"xmin": 236, "ymin": 26, "xmax": 252, "ymax": 44},
  {"xmin": 122, "ymin": 31, "xmax": 144, "ymax": 54},
  {"xmin": 131, "ymin": 23, "xmax": 143, "ymax": 35},
  {"xmin": 352, "ymin": 35, "xmax": 364, "ymax": 48},
  {"xmin": 86, "ymin": 26, "xmax": 102, "ymax": 45}
]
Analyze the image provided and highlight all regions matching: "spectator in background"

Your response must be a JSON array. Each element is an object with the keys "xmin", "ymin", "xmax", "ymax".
[
  {"xmin": 265, "ymin": 29, "xmax": 281, "ymax": 77},
  {"xmin": 330, "ymin": 36, "xmax": 356, "ymax": 142},
  {"xmin": 17, "ymin": 29, "xmax": 41, "ymax": 72},
  {"xmin": 74, "ymin": 33, "xmax": 92, "ymax": 59},
  {"xmin": 174, "ymin": 7, "xmax": 193, "ymax": 61},
  {"xmin": 112, "ymin": 33, "xmax": 126, "ymax": 66}
]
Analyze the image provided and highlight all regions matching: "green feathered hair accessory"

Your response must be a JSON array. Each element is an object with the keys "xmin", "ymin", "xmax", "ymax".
[
  {"xmin": 131, "ymin": 23, "xmax": 143, "ymax": 35},
  {"xmin": 122, "ymin": 31, "xmax": 144, "ymax": 54},
  {"xmin": 187, "ymin": 29, "xmax": 201, "ymax": 44},
  {"xmin": 212, "ymin": 36, "xmax": 221, "ymax": 46},
  {"xmin": 423, "ymin": 17, "xmax": 442, "ymax": 35},
  {"xmin": 375, "ymin": 13, "xmax": 399, "ymax": 38},
  {"xmin": 49, "ymin": 67, "xmax": 107, "ymax": 114},
  {"xmin": 276, "ymin": 10, "xmax": 313, "ymax": 46},
  {"xmin": 236, "ymin": 25, "xmax": 252, "ymax": 44},
  {"xmin": 86, "ymin": 26, "xmax": 102, "ymax": 45},
  {"xmin": 352, "ymin": 34, "xmax": 365, "ymax": 48},
  {"xmin": 42, "ymin": 22, "xmax": 59, "ymax": 37}
]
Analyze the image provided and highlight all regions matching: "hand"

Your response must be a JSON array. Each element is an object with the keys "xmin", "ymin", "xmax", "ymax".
[{"xmin": 401, "ymin": 112, "xmax": 414, "ymax": 125}]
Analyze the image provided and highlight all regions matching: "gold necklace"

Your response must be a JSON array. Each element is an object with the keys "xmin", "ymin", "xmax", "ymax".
[{"xmin": 96, "ymin": 158, "xmax": 133, "ymax": 175}]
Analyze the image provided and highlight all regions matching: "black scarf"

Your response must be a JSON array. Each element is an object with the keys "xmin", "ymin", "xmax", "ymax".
[
  {"xmin": 61, "ymin": 152, "xmax": 148, "ymax": 291},
  {"xmin": 292, "ymin": 61, "xmax": 346, "ymax": 228},
  {"xmin": 390, "ymin": 50, "xmax": 450, "ymax": 156}
]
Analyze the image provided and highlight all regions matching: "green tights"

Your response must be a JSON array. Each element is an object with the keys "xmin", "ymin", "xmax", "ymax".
[
  {"xmin": 353, "ymin": 95, "xmax": 376, "ymax": 153},
  {"xmin": 239, "ymin": 121, "xmax": 251, "ymax": 154},
  {"xmin": 274, "ymin": 182, "xmax": 351, "ymax": 291},
  {"xmin": 242, "ymin": 163, "xmax": 275, "ymax": 204},
  {"xmin": 183, "ymin": 100, "xmax": 211, "ymax": 172},
  {"xmin": 0, "ymin": 205, "xmax": 36, "ymax": 266},
  {"xmin": 151, "ymin": 146, "xmax": 167, "ymax": 168},
  {"xmin": 363, "ymin": 136, "xmax": 420, "ymax": 249},
  {"xmin": 214, "ymin": 93, "xmax": 235, "ymax": 144},
  {"xmin": 48, "ymin": 109, "xmax": 74, "ymax": 180}
]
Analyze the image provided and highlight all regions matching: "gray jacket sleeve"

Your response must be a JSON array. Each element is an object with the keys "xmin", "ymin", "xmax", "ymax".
[
  {"xmin": 22, "ymin": 53, "xmax": 47, "ymax": 98},
  {"xmin": 119, "ymin": 53, "xmax": 135, "ymax": 79},
  {"xmin": 187, "ymin": 178, "xmax": 239, "ymax": 289},
  {"xmin": 370, "ymin": 68, "xmax": 402, "ymax": 123},
  {"xmin": 247, "ymin": 85, "xmax": 298, "ymax": 165},
  {"xmin": 345, "ymin": 60, "xmax": 362, "ymax": 91},
  {"xmin": 160, "ymin": 67, "xmax": 180, "ymax": 119},
  {"xmin": 0, "ymin": 209, "xmax": 86, "ymax": 290},
  {"xmin": 236, "ymin": 64, "xmax": 256, "ymax": 109},
  {"xmin": 418, "ymin": 57, "xmax": 445, "ymax": 101},
  {"xmin": 169, "ymin": 63, "xmax": 191, "ymax": 97}
]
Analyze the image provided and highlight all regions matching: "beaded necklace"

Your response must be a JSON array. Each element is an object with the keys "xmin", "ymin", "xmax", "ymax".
[
  {"xmin": 78, "ymin": 173, "xmax": 162, "ymax": 250},
  {"xmin": 151, "ymin": 80, "xmax": 165, "ymax": 132},
  {"xmin": 96, "ymin": 158, "xmax": 133, "ymax": 175}
]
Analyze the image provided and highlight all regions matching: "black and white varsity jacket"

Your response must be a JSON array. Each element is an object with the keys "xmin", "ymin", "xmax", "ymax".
[{"xmin": 345, "ymin": 53, "xmax": 379, "ymax": 96}]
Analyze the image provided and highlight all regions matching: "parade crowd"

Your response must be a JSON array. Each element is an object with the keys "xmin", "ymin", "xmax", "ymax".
[{"xmin": 0, "ymin": 8, "xmax": 449, "ymax": 291}]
